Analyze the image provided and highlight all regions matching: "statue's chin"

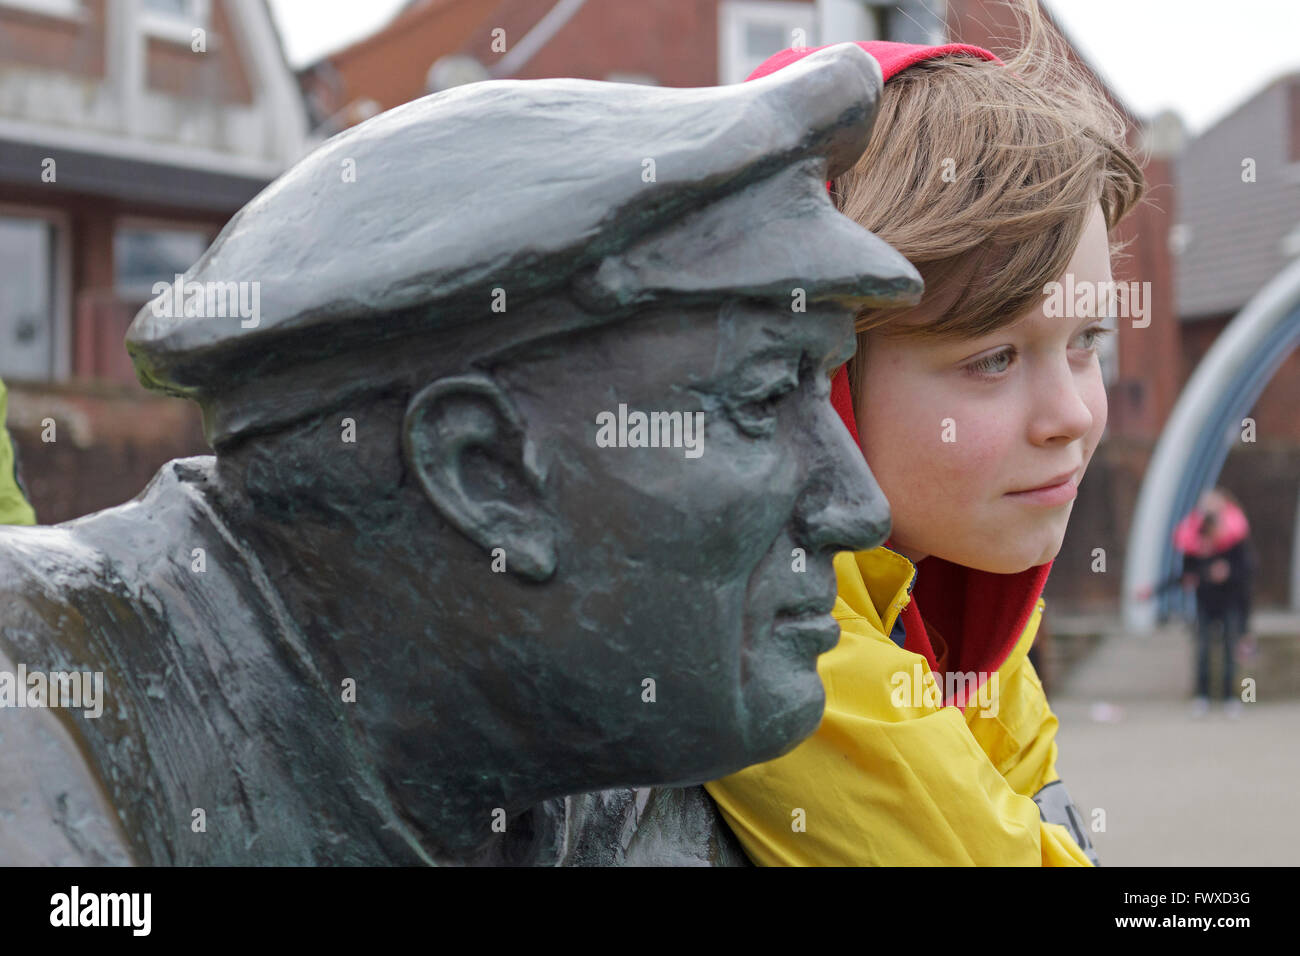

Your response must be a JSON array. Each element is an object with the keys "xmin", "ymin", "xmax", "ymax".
[
  {"xmin": 756, "ymin": 689, "xmax": 827, "ymax": 764},
  {"xmin": 620, "ymin": 695, "xmax": 821, "ymax": 789},
  {"xmin": 717, "ymin": 678, "xmax": 827, "ymax": 777}
]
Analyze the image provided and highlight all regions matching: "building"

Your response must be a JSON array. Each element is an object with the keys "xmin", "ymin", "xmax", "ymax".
[
  {"xmin": 300, "ymin": 0, "xmax": 951, "ymax": 134},
  {"xmin": 0, "ymin": 0, "xmax": 307, "ymax": 521},
  {"xmin": 301, "ymin": 0, "xmax": 1182, "ymax": 613},
  {"xmin": 1171, "ymin": 71, "xmax": 1300, "ymax": 609}
]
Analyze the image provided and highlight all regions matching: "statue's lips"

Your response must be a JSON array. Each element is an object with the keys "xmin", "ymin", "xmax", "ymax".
[{"xmin": 771, "ymin": 610, "xmax": 842, "ymax": 657}]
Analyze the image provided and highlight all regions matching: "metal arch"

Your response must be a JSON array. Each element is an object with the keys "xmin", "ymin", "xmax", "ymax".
[{"xmin": 1123, "ymin": 257, "xmax": 1300, "ymax": 633}]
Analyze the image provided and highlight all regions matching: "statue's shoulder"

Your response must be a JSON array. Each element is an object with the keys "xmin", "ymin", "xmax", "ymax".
[
  {"xmin": 0, "ymin": 521, "xmax": 109, "ymax": 642},
  {"xmin": 0, "ymin": 458, "xmax": 223, "ymax": 867},
  {"xmin": 63, "ymin": 455, "xmax": 221, "ymax": 552},
  {"xmin": 0, "ymin": 640, "xmax": 133, "ymax": 865},
  {"xmin": 557, "ymin": 785, "xmax": 751, "ymax": 866},
  {"xmin": 0, "ymin": 456, "xmax": 224, "ymax": 618},
  {"xmin": 0, "ymin": 526, "xmax": 134, "ymax": 865}
]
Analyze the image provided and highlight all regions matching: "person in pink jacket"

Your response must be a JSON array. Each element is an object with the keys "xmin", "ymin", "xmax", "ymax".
[{"xmin": 1171, "ymin": 488, "xmax": 1256, "ymax": 716}]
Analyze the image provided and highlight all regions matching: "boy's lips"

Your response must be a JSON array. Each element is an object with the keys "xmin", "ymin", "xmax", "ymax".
[
  {"xmin": 1009, "ymin": 469, "xmax": 1079, "ymax": 494},
  {"xmin": 1005, "ymin": 470, "xmax": 1079, "ymax": 506}
]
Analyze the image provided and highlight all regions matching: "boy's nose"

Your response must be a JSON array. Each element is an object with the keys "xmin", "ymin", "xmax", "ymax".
[{"xmin": 1028, "ymin": 363, "xmax": 1097, "ymax": 445}]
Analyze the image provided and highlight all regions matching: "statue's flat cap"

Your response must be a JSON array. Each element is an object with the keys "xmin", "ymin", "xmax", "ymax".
[{"xmin": 126, "ymin": 43, "xmax": 920, "ymax": 418}]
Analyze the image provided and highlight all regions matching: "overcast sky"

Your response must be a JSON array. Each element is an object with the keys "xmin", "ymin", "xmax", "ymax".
[{"xmin": 267, "ymin": 0, "xmax": 1300, "ymax": 136}]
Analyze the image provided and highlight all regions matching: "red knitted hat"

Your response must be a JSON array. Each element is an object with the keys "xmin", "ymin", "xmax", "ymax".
[{"xmin": 744, "ymin": 41, "xmax": 1004, "ymax": 443}]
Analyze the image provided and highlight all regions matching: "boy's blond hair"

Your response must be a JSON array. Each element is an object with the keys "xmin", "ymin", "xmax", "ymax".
[{"xmin": 839, "ymin": 0, "xmax": 1147, "ymax": 392}]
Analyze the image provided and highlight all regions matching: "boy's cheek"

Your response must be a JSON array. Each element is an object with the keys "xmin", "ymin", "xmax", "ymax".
[
  {"xmin": 865, "ymin": 379, "xmax": 1010, "ymax": 494},
  {"xmin": 941, "ymin": 427, "xmax": 1008, "ymax": 490}
]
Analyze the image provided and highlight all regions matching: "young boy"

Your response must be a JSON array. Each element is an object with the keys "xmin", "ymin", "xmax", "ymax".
[{"xmin": 705, "ymin": 5, "xmax": 1145, "ymax": 865}]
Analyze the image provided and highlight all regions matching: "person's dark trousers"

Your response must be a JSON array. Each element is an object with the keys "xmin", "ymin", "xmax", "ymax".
[{"xmin": 1195, "ymin": 605, "xmax": 1242, "ymax": 701}]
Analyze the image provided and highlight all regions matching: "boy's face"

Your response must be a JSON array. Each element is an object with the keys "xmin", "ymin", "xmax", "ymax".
[{"xmin": 855, "ymin": 204, "xmax": 1113, "ymax": 574}]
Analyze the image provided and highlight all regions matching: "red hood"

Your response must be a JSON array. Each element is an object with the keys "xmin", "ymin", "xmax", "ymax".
[
  {"xmin": 894, "ymin": 551, "xmax": 1051, "ymax": 706},
  {"xmin": 747, "ymin": 41, "xmax": 1049, "ymax": 695}
]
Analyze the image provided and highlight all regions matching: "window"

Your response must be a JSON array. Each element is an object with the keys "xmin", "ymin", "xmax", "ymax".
[
  {"xmin": 0, "ymin": 213, "xmax": 64, "ymax": 383},
  {"xmin": 1168, "ymin": 223, "xmax": 1192, "ymax": 257},
  {"xmin": 114, "ymin": 224, "xmax": 211, "ymax": 300},
  {"xmin": 875, "ymin": 1, "xmax": 946, "ymax": 45},
  {"xmin": 144, "ymin": 0, "xmax": 196, "ymax": 13},
  {"xmin": 1100, "ymin": 324, "xmax": 1119, "ymax": 389},
  {"xmin": 817, "ymin": 0, "xmax": 879, "ymax": 44},
  {"xmin": 0, "ymin": 0, "xmax": 81, "ymax": 18},
  {"xmin": 141, "ymin": 0, "xmax": 209, "ymax": 43},
  {"xmin": 817, "ymin": 1, "xmax": 946, "ymax": 47},
  {"xmin": 719, "ymin": 1, "xmax": 818, "ymax": 85}
]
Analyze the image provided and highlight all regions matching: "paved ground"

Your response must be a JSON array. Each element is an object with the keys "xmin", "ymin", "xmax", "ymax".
[{"xmin": 1050, "ymin": 622, "xmax": 1299, "ymax": 866}]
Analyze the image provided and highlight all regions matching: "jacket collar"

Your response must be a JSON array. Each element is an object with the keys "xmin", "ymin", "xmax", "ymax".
[
  {"xmin": 835, "ymin": 538, "xmax": 1051, "ymax": 707},
  {"xmin": 833, "ymin": 546, "xmax": 916, "ymax": 638}
]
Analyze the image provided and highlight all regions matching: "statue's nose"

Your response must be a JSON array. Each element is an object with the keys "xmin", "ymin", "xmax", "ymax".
[{"xmin": 795, "ymin": 399, "xmax": 890, "ymax": 555}]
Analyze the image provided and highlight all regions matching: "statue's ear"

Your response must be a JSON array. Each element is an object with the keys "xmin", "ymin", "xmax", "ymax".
[{"xmin": 402, "ymin": 374, "xmax": 557, "ymax": 581}]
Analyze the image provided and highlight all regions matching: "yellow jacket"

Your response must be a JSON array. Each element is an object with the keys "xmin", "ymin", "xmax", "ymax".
[
  {"xmin": 0, "ymin": 377, "xmax": 36, "ymax": 526},
  {"xmin": 705, "ymin": 546, "xmax": 1095, "ymax": 866}
]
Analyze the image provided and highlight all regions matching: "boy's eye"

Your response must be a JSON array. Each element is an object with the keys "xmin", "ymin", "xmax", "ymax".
[
  {"xmin": 1074, "ymin": 324, "xmax": 1114, "ymax": 351},
  {"xmin": 965, "ymin": 348, "xmax": 1015, "ymax": 378},
  {"xmin": 964, "ymin": 325, "xmax": 1115, "ymax": 380}
]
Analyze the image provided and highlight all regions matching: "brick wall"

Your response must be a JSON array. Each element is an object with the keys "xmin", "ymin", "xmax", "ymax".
[
  {"xmin": 1180, "ymin": 313, "xmax": 1300, "ymax": 444},
  {"xmin": 146, "ymin": 0, "xmax": 254, "ymax": 105},
  {"xmin": 0, "ymin": 0, "xmax": 107, "ymax": 78},
  {"xmin": 6, "ymin": 381, "xmax": 208, "ymax": 525},
  {"xmin": 0, "ymin": 0, "xmax": 252, "ymax": 105},
  {"xmin": 479, "ymin": 0, "xmax": 721, "ymax": 87}
]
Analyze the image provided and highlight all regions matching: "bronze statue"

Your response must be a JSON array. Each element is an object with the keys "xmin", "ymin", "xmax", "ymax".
[{"xmin": 0, "ymin": 43, "xmax": 919, "ymax": 865}]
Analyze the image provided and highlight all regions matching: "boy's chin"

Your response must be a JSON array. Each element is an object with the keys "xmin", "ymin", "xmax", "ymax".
[
  {"xmin": 942, "ymin": 537, "xmax": 1062, "ymax": 575},
  {"xmin": 995, "ymin": 538, "xmax": 1063, "ymax": 574}
]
